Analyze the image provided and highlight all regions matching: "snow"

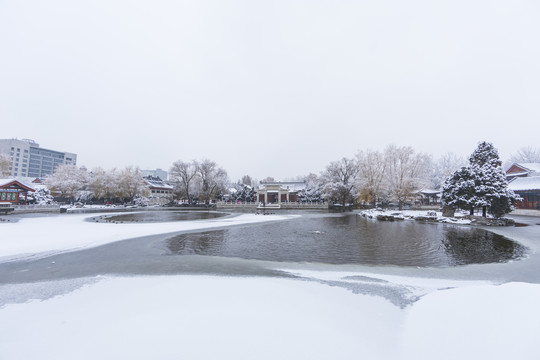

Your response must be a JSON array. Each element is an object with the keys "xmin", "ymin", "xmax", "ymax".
[
  {"xmin": 1, "ymin": 212, "xmax": 540, "ymax": 359},
  {"xmin": 0, "ymin": 212, "xmax": 297, "ymax": 261},
  {"xmin": 359, "ymin": 209, "xmax": 473, "ymax": 224},
  {"xmin": 0, "ymin": 275, "xmax": 539, "ymax": 360},
  {"xmin": 0, "ymin": 178, "xmax": 13, "ymax": 187},
  {"xmin": 515, "ymin": 163, "xmax": 540, "ymax": 173},
  {"xmin": 509, "ymin": 176, "xmax": 540, "ymax": 191}
]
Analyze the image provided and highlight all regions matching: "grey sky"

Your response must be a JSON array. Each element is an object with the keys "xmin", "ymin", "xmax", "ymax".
[{"xmin": 1, "ymin": 0, "xmax": 538, "ymax": 181}]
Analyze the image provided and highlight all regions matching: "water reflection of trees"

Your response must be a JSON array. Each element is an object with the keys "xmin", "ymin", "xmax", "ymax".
[
  {"xmin": 166, "ymin": 230, "xmax": 226, "ymax": 255},
  {"xmin": 442, "ymin": 228, "xmax": 525, "ymax": 265}
]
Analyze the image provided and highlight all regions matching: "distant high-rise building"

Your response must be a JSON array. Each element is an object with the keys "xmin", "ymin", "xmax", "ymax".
[{"xmin": 0, "ymin": 138, "xmax": 77, "ymax": 178}]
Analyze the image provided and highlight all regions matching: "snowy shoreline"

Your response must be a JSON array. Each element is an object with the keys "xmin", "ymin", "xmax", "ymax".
[{"xmin": 358, "ymin": 208, "xmax": 518, "ymax": 226}]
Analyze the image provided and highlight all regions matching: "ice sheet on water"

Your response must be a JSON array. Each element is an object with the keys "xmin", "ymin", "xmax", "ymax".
[{"xmin": 0, "ymin": 276, "xmax": 101, "ymax": 308}]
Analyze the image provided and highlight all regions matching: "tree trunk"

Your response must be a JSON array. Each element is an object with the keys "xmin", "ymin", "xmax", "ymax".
[
  {"xmin": 482, "ymin": 206, "xmax": 487, "ymax": 217},
  {"xmin": 470, "ymin": 207, "xmax": 474, "ymax": 216},
  {"xmin": 442, "ymin": 206, "xmax": 455, "ymax": 217}
]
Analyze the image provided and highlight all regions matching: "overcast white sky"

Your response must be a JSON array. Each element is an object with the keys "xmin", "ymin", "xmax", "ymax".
[{"xmin": 1, "ymin": 0, "xmax": 538, "ymax": 181}]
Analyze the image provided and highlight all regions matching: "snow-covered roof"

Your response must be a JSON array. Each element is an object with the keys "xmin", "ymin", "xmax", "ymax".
[
  {"xmin": 0, "ymin": 178, "xmax": 36, "ymax": 191},
  {"xmin": 0, "ymin": 179, "xmax": 13, "ymax": 187},
  {"xmin": 518, "ymin": 163, "xmax": 540, "ymax": 172},
  {"xmin": 258, "ymin": 181, "xmax": 306, "ymax": 192},
  {"xmin": 415, "ymin": 188, "xmax": 440, "ymax": 195},
  {"xmin": 510, "ymin": 163, "xmax": 540, "ymax": 174},
  {"xmin": 509, "ymin": 176, "xmax": 540, "ymax": 191},
  {"xmin": 144, "ymin": 178, "xmax": 173, "ymax": 190}
]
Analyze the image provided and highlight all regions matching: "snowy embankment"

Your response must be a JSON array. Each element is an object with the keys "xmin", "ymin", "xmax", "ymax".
[
  {"xmin": 360, "ymin": 209, "xmax": 474, "ymax": 224},
  {"xmin": 0, "ymin": 212, "xmax": 296, "ymax": 261}
]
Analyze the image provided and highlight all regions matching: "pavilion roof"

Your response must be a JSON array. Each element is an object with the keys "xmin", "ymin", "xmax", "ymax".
[
  {"xmin": 508, "ymin": 176, "xmax": 540, "ymax": 191},
  {"xmin": 0, "ymin": 179, "xmax": 36, "ymax": 192}
]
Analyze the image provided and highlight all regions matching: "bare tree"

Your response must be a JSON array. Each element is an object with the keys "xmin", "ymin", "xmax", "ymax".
[
  {"xmin": 241, "ymin": 175, "xmax": 254, "ymax": 187},
  {"xmin": 356, "ymin": 149, "xmax": 387, "ymax": 207},
  {"xmin": 45, "ymin": 165, "xmax": 89, "ymax": 202},
  {"xmin": 89, "ymin": 167, "xmax": 121, "ymax": 202},
  {"xmin": 508, "ymin": 146, "xmax": 540, "ymax": 164},
  {"xmin": 384, "ymin": 145, "xmax": 430, "ymax": 210},
  {"xmin": 195, "ymin": 159, "xmax": 228, "ymax": 204},
  {"xmin": 169, "ymin": 160, "xmax": 197, "ymax": 203},
  {"xmin": 430, "ymin": 152, "xmax": 466, "ymax": 189},
  {"xmin": 117, "ymin": 166, "xmax": 149, "ymax": 203},
  {"xmin": 0, "ymin": 154, "xmax": 10, "ymax": 177},
  {"xmin": 320, "ymin": 157, "xmax": 361, "ymax": 207}
]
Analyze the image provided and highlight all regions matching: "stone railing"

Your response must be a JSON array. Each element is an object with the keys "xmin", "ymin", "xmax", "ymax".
[
  {"xmin": 12, "ymin": 204, "xmax": 61, "ymax": 213},
  {"xmin": 216, "ymin": 201, "xmax": 328, "ymax": 210}
]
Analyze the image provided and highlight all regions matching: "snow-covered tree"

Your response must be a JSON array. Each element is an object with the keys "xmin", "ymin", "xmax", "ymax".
[
  {"xmin": 117, "ymin": 166, "xmax": 149, "ymax": 203},
  {"xmin": 45, "ymin": 165, "xmax": 89, "ymax": 202},
  {"xmin": 231, "ymin": 182, "xmax": 255, "ymax": 202},
  {"xmin": 298, "ymin": 173, "xmax": 323, "ymax": 203},
  {"xmin": 441, "ymin": 166, "xmax": 478, "ymax": 215},
  {"xmin": 27, "ymin": 187, "xmax": 54, "ymax": 205},
  {"xmin": 169, "ymin": 160, "xmax": 197, "ymax": 203},
  {"xmin": 320, "ymin": 157, "xmax": 361, "ymax": 207},
  {"xmin": 469, "ymin": 142, "xmax": 519, "ymax": 217},
  {"xmin": 89, "ymin": 167, "xmax": 120, "ymax": 202},
  {"xmin": 356, "ymin": 149, "xmax": 387, "ymax": 207},
  {"xmin": 442, "ymin": 142, "xmax": 520, "ymax": 217},
  {"xmin": 0, "ymin": 153, "xmax": 10, "ymax": 177},
  {"xmin": 195, "ymin": 159, "xmax": 228, "ymax": 203},
  {"xmin": 384, "ymin": 145, "xmax": 430, "ymax": 210}
]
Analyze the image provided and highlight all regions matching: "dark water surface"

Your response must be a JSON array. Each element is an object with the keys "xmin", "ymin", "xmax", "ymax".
[
  {"xmin": 100, "ymin": 211, "xmax": 227, "ymax": 223},
  {"xmin": 166, "ymin": 213, "xmax": 526, "ymax": 267}
]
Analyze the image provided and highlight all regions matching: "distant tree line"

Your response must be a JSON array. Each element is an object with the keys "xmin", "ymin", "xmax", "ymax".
[
  {"xmin": 45, "ymin": 165, "xmax": 149, "ymax": 204},
  {"xmin": 34, "ymin": 142, "xmax": 532, "ymax": 216}
]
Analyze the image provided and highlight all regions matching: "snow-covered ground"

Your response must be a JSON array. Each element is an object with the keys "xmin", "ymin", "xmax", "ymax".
[
  {"xmin": 1, "ymin": 212, "xmax": 540, "ymax": 359},
  {"xmin": 0, "ymin": 212, "xmax": 296, "ymax": 262}
]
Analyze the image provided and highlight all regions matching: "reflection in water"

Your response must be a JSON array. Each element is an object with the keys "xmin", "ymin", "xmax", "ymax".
[
  {"xmin": 102, "ymin": 211, "xmax": 226, "ymax": 223},
  {"xmin": 166, "ymin": 214, "xmax": 526, "ymax": 267},
  {"xmin": 442, "ymin": 227, "xmax": 523, "ymax": 265}
]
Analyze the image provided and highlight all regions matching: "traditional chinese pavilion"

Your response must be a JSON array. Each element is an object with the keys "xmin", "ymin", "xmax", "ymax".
[
  {"xmin": 255, "ymin": 181, "xmax": 304, "ymax": 206},
  {"xmin": 0, "ymin": 179, "xmax": 35, "ymax": 205},
  {"xmin": 506, "ymin": 163, "xmax": 540, "ymax": 210}
]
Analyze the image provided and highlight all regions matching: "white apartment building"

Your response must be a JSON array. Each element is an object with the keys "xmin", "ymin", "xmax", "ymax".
[{"xmin": 0, "ymin": 138, "xmax": 77, "ymax": 178}]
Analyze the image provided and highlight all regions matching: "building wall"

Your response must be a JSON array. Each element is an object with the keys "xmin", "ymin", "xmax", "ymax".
[
  {"xmin": 515, "ymin": 191, "xmax": 540, "ymax": 210},
  {"xmin": 0, "ymin": 139, "xmax": 77, "ymax": 178}
]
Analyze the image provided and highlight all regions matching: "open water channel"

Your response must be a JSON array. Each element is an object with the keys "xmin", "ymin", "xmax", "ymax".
[{"xmin": 106, "ymin": 210, "xmax": 525, "ymax": 267}]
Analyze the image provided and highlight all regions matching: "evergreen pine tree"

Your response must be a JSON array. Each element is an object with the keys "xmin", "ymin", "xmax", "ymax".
[
  {"xmin": 468, "ymin": 142, "xmax": 519, "ymax": 217},
  {"xmin": 442, "ymin": 166, "xmax": 477, "ymax": 215},
  {"xmin": 442, "ymin": 142, "xmax": 520, "ymax": 218}
]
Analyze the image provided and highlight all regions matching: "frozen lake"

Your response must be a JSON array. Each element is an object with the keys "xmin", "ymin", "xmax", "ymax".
[
  {"xmin": 1, "ymin": 210, "xmax": 540, "ymax": 360},
  {"xmin": 0, "ymin": 210, "xmax": 527, "ymax": 285}
]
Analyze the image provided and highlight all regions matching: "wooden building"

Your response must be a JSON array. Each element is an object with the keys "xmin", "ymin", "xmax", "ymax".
[
  {"xmin": 506, "ymin": 163, "xmax": 540, "ymax": 210},
  {"xmin": 0, "ymin": 179, "xmax": 35, "ymax": 205}
]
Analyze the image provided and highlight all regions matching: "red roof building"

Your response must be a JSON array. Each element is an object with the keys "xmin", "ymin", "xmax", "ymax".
[{"xmin": 0, "ymin": 179, "xmax": 35, "ymax": 205}]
